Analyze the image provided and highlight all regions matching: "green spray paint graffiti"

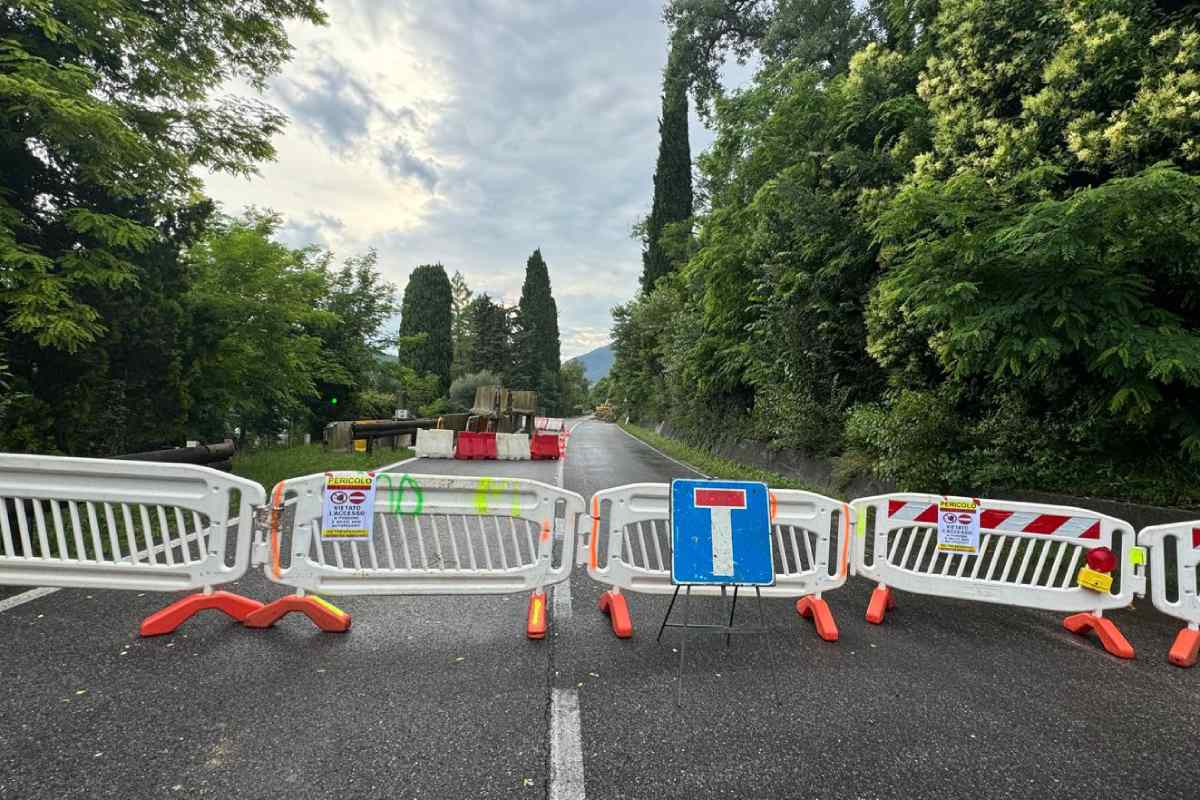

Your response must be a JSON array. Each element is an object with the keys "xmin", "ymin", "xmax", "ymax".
[{"xmin": 377, "ymin": 473, "xmax": 424, "ymax": 515}]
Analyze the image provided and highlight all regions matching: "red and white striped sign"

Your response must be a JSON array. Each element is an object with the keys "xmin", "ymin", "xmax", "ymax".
[
  {"xmin": 1193, "ymin": 528, "xmax": 1200, "ymax": 549},
  {"xmin": 887, "ymin": 500, "xmax": 1101, "ymax": 540}
]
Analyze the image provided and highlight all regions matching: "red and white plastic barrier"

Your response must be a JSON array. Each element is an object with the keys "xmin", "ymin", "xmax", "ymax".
[
  {"xmin": 852, "ymin": 494, "xmax": 1147, "ymax": 658},
  {"xmin": 415, "ymin": 428, "xmax": 455, "ymax": 459},
  {"xmin": 454, "ymin": 431, "xmax": 497, "ymax": 460},
  {"xmin": 582, "ymin": 483, "xmax": 850, "ymax": 641},
  {"xmin": 1137, "ymin": 521, "xmax": 1200, "ymax": 667},
  {"xmin": 530, "ymin": 432, "xmax": 561, "ymax": 460},
  {"xmin": 496, "ymin": 433, "xmax": 532, "ymax": 461}
]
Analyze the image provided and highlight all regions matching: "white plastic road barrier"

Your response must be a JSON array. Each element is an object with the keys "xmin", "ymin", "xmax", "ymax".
[
  {"xmin": 0, "ymin": 453, "xmax": 266, "ymax": 636},
  {"xmin": 496, "ymin": 433, "xmax": 532, "ymax": 461},
  {"xmin": 537, "ymin": 417, "xmax": 564, "ymax": 433},
  {"xmin": 415, "ymin": 428, "xmax": 455, "ymax": 459},
  {"xmin": 248, "ymin": 472, "xmax": 585, "ymax": 637},
  {"xmin": 582, "ymin": 483, "xmax": 850, "ymax": 641},
  {"xmin": 1137, "ymin": 521, "xmax": 1200, "ymax": 667},
  {"xmin": 852, "ymin": 493, "xmax": 1146, "ymax": 658}
]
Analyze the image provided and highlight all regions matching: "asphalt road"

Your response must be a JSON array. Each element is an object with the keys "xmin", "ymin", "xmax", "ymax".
[{"xmin": 1, "ymin": 421, "xmax": 1196, "ymax": 799}]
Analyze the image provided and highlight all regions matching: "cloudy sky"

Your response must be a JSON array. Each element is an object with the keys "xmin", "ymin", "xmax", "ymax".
[{"xmin": 202, "ymin": 1, "xmax": 728, "ymax": 359}]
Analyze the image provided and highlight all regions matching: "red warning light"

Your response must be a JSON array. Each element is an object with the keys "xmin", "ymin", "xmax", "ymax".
[{"xmin": 1086, "ymin": 546, "xmax": 1116, "ymax": 573}]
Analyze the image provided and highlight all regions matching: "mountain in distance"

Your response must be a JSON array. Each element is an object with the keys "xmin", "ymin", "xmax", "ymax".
[{"xmin": 571, "ymin": 344, "xmax": 613, "ymax": 382}]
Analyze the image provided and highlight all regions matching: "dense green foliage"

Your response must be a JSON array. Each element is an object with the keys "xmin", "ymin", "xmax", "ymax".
[
  {"xmin": 0, "ymin": 0, "xmax": 324, "ymax": 353},
  {"xmin": 397, "ymin": 263, "xmax": 453, "ymax": 392},
  {"xmin": 466, "ymin": 293, "xmax": 512, "ymax": 377},
  {"xmin": 642, "ymin": 34, "xmax": 694, "ymax": 290},
  {"xmin": 449, "ymin": 270, "xmax": 473, "ymax": 379},
  {"xmin": 589, "ymin": 375, "xmax": 612, "ymax": 408},
  {"xmin": 608, "ymin": 0, "xmax": 1200, "ymax": 504},
  {"xmin": 0, "ymin": 2, "xmax": 334, "ymax": 454},
  {"xmin": 559, "ymin": 360, "xmax": 591, "ymax": 416}
]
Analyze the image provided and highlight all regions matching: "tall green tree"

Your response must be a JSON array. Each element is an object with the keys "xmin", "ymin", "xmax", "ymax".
[
  {"xmin": 449, "ymin": 270, "xmax": 474, "ymax": 378},
  {"xmin": 664, "ymin": 0, "xmax": 874, "ymax": 118},
  {"xmin": 559, "ymin": 360, "xmax": 591, "ymax": 416},
  {"xmin": 513, "ymin": 249, "xmax": 562, "ymax": 409},
  {"xmin": 185, "ymin": 211, "xmax": 336, "ymax": 441},
  {"xmin": 467, "ymin": 293, "xmax": 511, "ymax": 377},
  {"xmin": 397, "ymin": 263, "xmax": 453, "ymax": 391},
  {"xmin": 305, "ymin": 249, "xmax": 397, "ymax": 432},
  {"xmin": 642, "ymin": 34, "xmax": 693, "ymax": 290}
]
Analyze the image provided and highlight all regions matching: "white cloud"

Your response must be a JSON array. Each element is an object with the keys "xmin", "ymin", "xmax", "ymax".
[{"xmin": 200, "ymin": 1, "xmax": 727, "ymax": 359}]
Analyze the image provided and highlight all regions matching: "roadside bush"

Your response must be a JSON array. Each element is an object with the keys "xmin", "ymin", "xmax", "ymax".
[
  {"xmin": 418, "ymin": 397, "xmax": 452, "ymax": 418},
  {"xmin": 749, "ymin": 378, "xmax": 851, "ymax": 456},
  {"xmin": 843, "ymin": 390, "xmax": 961, "ymax": 491}
]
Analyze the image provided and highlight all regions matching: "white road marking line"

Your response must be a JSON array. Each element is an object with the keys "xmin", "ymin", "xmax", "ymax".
[
  {"xmin": 556, "ymin": 419, "xmax": 584, "ymax": 488},
  {"xmin": 380, "ymin": 455, "xmax": 421, "ymax": 472},
  {"xmin": 549, "ymin": 419, "xmax": 584, "ymax": 799},
  {"xmin": 613, "ymin": 424, "xmax": 707, "ymax": 477},
  {"xmin": 0, "ymin": 586, "xmax": 59, "ymax": 613},
  {"xmin": 554, "ymin": 581, "xmax": 572, "ymax": 621},
  {"xmin": 549, "ymin": 688, "xmax": 586, "ymax": 800}
]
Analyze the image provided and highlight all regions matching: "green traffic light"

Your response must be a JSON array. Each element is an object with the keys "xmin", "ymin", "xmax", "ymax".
[{"xmin": 331, "ymin": 397, "xmax": 338, "ymax": 405}]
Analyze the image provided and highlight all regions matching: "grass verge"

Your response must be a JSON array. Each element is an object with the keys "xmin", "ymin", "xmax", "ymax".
[
  {"xmin": 232, "ymin": 443, "xmax": 414, "ymax": 491},
  {"xmin": 619, "ymin": 422, "xmax": 826, "ymax": 494}
]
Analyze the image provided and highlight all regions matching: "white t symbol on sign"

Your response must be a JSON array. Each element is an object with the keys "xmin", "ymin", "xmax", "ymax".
[{"xmin": 694, "ymin": 488, "xmax": 748, "ymax": 577}]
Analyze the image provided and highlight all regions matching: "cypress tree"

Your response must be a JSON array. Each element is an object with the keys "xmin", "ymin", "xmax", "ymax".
[
  {"xmin": 397, "ymin": 263, "xmax": 453, "ymax": 391},
  {"xmin": 514, "ymin": 249, "xmax": 562, "ymax": 409},
  {"xmin": 641, "ymin": 35, "xmax": 693, "ymax": 290}
]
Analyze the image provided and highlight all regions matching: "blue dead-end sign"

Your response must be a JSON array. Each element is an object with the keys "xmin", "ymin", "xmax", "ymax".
[{"xmin": 671, "ymin": 479, "xmax": 774, "ymax": 586}]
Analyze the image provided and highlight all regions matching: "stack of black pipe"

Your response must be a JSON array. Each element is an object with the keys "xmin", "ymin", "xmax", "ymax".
[{"xmin": 113, "ymin": 440, "xmax": 237, "ymax": 472}]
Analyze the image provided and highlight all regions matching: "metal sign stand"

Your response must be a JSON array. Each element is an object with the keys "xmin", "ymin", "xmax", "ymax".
[{"xmin": 656, "ymin": 583, "xmax": 778, "ymax": 706}]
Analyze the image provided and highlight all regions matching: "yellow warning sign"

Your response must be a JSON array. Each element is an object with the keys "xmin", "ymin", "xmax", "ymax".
[
  {"xmin": 937, "ymin": 498, "xmax": 980, "ymax": 555},
  {"xmin": 321, "ymin": 471, "xmax": 377, "ymax": 541}
]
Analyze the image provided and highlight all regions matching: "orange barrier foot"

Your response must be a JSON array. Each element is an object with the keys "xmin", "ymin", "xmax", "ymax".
[
  {"xmin": 1168, "ymin": 627, "xmax": 1200, "ymax": 668},
  {"xmin": 598, "ymin": 590, "xmax": 633, "ymax": 639},
  {"xmin": 140, "ymin": 591, "xmax": 264, "ymax": 637},
  {"xmin": 527, "ymin": 592, "xmax": 548, "ymax": 640},
  {"xmin": 1063, "ymin": 613, "xmax": 1134, "ymax": 659},
  {"xmin": 795, "ymin": 596, "xmax": 839, "ymax": 642},
  {"xmin": 865, "ymin": 585, "xmax": 894, "ymax": 625},
  {"xmin": 243, "ymin": 594, "xmax": 351, "ymax": 633}
]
